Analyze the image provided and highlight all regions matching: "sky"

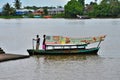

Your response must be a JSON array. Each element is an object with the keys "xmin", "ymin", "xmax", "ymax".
[{"xmin": 0, "ymin": 0, "xmax": 101, "ymax": 8}]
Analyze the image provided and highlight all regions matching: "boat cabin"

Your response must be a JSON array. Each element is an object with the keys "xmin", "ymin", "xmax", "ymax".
[{"xmin": 46, "ymin": 44, "xmax": 88, "ymax": 50}]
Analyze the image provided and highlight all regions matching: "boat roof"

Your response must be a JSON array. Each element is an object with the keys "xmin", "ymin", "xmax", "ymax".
[{"xmin": 45, "ymin": 35, "xmax": 106, "ymax": 45}]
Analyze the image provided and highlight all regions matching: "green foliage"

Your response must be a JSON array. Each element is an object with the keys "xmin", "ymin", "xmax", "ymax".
[
  {"xmin": 0, "ymin": 15, "xmax": 22, "ymax": 18},
  {"xmin": 78, "ymin": 0, "xmax": 85, "ymax": 6},
  {"xmin": 2, "ymin": 3, "xmax": 15, "ymax": 16},
  {"xmin": 88, "ymin": 0, "xmax": 120, "ymax": 18},
  {"xmin": 14, "ymin": 0, "xmax": 21, "ymax": 9},
  {"xmin": 64, "ymin": 0, "xmax": 84, "ymax": 18},
  {"xmin": 43, "ymin": 7, "xmax": 48, "ymax": 15},
  {"xmin": 52, "ymin": 13, "xmax": 65, "ymax": 18},
  {"xmin": 24, "ymin": 6, "xmax": 39, "ymax": 10}
]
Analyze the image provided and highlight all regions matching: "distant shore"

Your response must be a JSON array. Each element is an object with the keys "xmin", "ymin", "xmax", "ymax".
[
  {"xmin": 0, "ymin": 16, "xmax": 23, "ymax": 19},
  {"xmin": 0, "ymin": 15, "xmax": 120, "ymax": 19}
]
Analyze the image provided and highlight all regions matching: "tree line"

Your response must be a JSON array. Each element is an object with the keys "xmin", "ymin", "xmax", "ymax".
[
  {"xmin": 1, "ymin": 0, "xmax": 120, "ymax": 18},
  {"xmin": 65, "ymin": 0, "xmax": 120, "ymax": 18}
]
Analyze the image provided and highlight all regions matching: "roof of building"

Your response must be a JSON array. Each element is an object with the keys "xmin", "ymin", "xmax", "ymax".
[
  {"xmin": 48, "ymin": 8, "xmax": 64, "ymax": 12},
  {"xmin": 16, "ymin": 9, "xmax": 34, "ymax": 12}
]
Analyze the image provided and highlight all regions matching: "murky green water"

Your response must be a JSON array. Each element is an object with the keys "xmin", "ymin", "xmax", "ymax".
[{"xmin": 0, "ymin": 18, "xmax": 120, "ymax": 80}]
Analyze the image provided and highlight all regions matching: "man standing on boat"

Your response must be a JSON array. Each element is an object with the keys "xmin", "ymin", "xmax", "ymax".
[
  {"xmin": 42, "ymin": 35, "xmax": 46, "ymax": 50},
  {"xmin": 33, "ymin": 35, "xmax": 40, "ymax": 50}
]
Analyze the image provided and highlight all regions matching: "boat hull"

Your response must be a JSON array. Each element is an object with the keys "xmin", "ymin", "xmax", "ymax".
[{"xmin": 27, "ymin": 47, "xmax": 99, "ymax": 56}]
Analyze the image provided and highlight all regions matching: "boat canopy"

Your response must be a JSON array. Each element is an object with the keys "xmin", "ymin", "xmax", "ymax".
[{"xmin": 45, "ymin": 35, "xmax": 106, "ymax": 45}]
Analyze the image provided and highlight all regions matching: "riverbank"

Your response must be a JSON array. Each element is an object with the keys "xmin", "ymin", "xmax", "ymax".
[
  {"xmin": 0, "ymin": 16, "xmax": 23, "ymax": 18},
  {"xmin": 0, "ymin": 15, "xmax": 52, "ymax": 19},
  {"xmin": 0, "ymin": 15, "xmax": 120, "ymax": 19},
  {"xmin": 0, "ymin": 54, "xmax": 29, "ymax": 62},
  {"xmin": 0, "ymin": 47, "xmax": 29, "ymax": 62}
]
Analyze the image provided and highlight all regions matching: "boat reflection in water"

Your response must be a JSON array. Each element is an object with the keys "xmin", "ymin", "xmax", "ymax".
[{"xmin": 32, "ymin": 54, "xmax": 100, "ymax": 62}]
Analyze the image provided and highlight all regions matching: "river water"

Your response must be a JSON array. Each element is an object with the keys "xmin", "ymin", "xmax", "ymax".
[{"xmin": 0, "ymin": 18, "xmax": 120, "ymax": 80}]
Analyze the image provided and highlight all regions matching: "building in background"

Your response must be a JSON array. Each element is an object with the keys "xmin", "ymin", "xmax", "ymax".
[
  {"xmin": 32, "ymin": 8, "xmax": 44, "ymax": 16},
  {"xmin": 47, "ymin": 7, "xmax": 64, "ymax": 15},
  {"xmin": 16, "ymin": 9, "xmax": 34, "ymax": 15}
]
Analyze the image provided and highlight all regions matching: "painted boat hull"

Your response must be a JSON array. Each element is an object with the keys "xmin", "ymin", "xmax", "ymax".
[{"xmin": 27, "ymin": 47, "xmax": 99, "ymax": 56}]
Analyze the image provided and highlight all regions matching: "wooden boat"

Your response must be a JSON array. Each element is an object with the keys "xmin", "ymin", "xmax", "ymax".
[
  {"xmin": 27, "ymin": 35, "xmax": 106, "ymax": 56},
  {"xmin": 43, "ymin": 15, "xmax": 52, "ymax": 18},
  {"xmin": 27, "ymin": 47, "xmax": 99, "ymax": 56},
  {"xmin": 76, "ymin": 15, "xmax": 90, "ymax": 19},
  {"xmin": 34, "ymin": 15, "xmax": 41, "ymax": 18}
]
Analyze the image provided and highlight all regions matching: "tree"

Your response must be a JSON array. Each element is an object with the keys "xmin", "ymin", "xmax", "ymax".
[
  {"xmin": 14, "ymin": 0, "xmax": 21, "ymax": 9},
  {"xmin": 2, "ymin": 3, "xmax": 15, "ymax": 16},
  {"xmin": 43, "ymin": 7, "xmax": 48, "ymax": 15},
  {"xmin": 78, "ymin": 0, "xmax": 85, "ymax": 6},
  {"xmin": 64, "ymin": 0, "xmax": 84, "ymax": 18},
  {"xmin": 78, "ymin": 0, "xmax": 85, "ymax": 14},
  {"xmin": 100, "ymin": 0, "xmax": 120, "ymax": 17}
]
